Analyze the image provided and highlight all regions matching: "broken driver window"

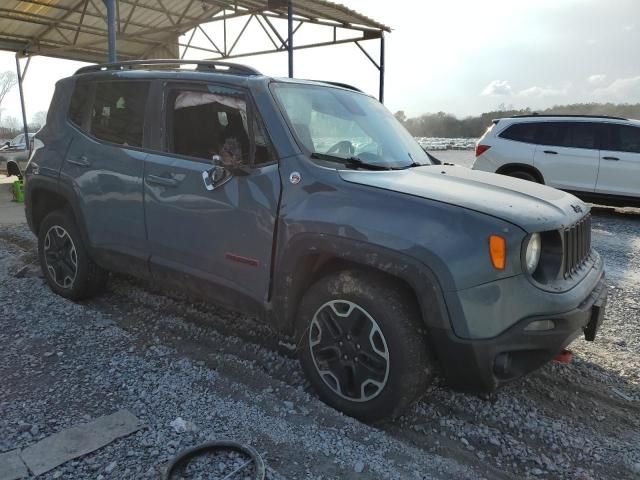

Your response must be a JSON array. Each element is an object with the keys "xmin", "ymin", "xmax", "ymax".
[{"xmin": 167, "ymin": 90, "xmax": 250, "ymax": 169}]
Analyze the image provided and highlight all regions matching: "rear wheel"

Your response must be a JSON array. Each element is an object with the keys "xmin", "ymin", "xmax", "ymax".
[
  {"xmin": 38, "ymin": 209, "xmax": 106, "ymax": 300},
  {"xmin": 295, "ymin": 269, "xmax": 434, "ymax": 421},
  {"xmin": 505, "ymin": 170, "xmax": 539, "ymax": 183}
]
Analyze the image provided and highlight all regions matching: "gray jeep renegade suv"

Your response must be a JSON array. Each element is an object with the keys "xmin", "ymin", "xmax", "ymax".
[{"xmin": 24, "ymin": 60, "xmax": 607, "ymax": 421}]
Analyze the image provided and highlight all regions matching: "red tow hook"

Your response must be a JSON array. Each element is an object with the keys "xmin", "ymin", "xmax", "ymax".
[{"xmin": 553, "ymin": 349, "xmax": 573, "ymax": 363}]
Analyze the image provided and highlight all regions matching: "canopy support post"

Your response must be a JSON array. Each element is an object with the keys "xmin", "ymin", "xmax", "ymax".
[
  {"xmin": 379, "ymin": 33, "xmax": 385, "ymax": 103},
  {"xmin": 287, "ymin": 1, "xmax": 293, "ymax": 78},
  {"xmin": 104, "ymin": 0, "xmax": 117, "ymax": 62},
  {"xmin": 15, "ymin": 54, "xmax": 30, "ymax": 158}
]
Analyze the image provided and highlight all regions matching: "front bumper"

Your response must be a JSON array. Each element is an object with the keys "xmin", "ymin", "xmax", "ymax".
[{"xmin": 430, "ymin": 272, "xmax": 607, "ymax": 392}]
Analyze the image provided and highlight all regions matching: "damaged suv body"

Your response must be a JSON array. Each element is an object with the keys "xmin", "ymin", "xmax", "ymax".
[{"xmin": 24, "ymin": 61, "xmax": 606, "ymax": 421}]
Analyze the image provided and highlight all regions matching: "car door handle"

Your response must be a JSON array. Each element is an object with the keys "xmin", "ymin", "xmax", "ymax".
[
  {"xmin": 543, "ymin": 150, "xmax": 558, "ymax": 155},
  {"xmin": 67, "ymin": 155, "xmax": 90, "ymax": 167},
  {"xmin": 602, "ymin": 156, "xmax": 619, "ymax": 161},
  {"xmin": 146, "ymin": 174, "xmax": 179, "ymax": 187}
]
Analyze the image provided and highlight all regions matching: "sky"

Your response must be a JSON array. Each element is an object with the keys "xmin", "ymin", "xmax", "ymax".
[{"xmin": 0, "ymin": 0, "xmax": 639, "ymax": 124}]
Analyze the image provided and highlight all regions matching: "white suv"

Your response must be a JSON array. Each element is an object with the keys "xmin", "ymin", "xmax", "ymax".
[{"xmin": 472, "ymin": 115, "xmax": 640, "ymax": 206}]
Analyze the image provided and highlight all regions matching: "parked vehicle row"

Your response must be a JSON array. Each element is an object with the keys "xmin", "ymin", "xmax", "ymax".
[
  {"xmin": 0, "ymin": 132, "xmax": 41, "ymax": 173},
  {"xmin": 24, "ymin": 60, "xmax": 606, "ymax": 420},
  {"xmin": 473, "ymin": 115, "xmax": 640, "ymax": 206}
]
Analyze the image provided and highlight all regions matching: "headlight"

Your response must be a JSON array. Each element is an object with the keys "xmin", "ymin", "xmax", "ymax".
[{"xmin": 524, "ymin": 233, "xmax": 542, "ymax": 274}]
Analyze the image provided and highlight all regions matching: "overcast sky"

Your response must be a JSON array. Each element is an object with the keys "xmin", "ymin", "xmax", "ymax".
[{"xmin": 0, "ymin": 0, "xmax": 638, "ymax": 123}]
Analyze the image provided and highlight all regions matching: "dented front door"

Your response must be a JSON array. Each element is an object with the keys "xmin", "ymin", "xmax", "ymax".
[
  {"xmin": 143, "ymin": 82, "xmax": 280, "ymax": 306},
  {"xmin": 144, "ymin": 154, "xmax": 280, "ymax": 305}
]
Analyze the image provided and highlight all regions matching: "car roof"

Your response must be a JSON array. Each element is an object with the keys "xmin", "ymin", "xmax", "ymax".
[
  {"xmin": 71, "ymin": 61, "xmax": 367, "ymax": 97},
  {"xmin": 495, "ymin": 115, "xmax": 640, "ymax": 126}
]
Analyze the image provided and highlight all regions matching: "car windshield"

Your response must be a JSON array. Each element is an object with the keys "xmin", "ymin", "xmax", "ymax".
[{"xmin": 272, "ymin": 83, "xmax": 431, "ymax": 170}]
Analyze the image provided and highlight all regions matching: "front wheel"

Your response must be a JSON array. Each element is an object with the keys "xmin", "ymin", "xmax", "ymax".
[
  {"xmin": 295, "ymin": 270, "xmax": 434, "ymax": 421},
  {"xmin": 505, "ymin": 170, "xmax": 539, "ymax": 183}
]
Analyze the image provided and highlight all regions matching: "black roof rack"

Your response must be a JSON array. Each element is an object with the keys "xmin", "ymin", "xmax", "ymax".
[
  {"xmin": 509, "ymin": 114, "xmax": 628, "ymax": 121},
  {"xmin": 310, "ymin": 80, "xmax": 363, "ymax": 93},
  {"xmin": 74, "ymin": 59, "xmax": 261, "ymax": 76}
]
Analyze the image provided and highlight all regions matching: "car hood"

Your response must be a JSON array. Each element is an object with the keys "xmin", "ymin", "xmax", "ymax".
[{"xmin": 339, "ymin": 165, "xmax": 588, "ymax": 232}]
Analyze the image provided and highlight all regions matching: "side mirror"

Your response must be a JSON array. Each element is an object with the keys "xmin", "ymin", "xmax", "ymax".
[
  {"xmin": 202, "ymin": 155, "xmax": 230, "ymax": 191},
  {"xmin": 212, "ymin": 155, "xmax": 250, "ymax": 177}
]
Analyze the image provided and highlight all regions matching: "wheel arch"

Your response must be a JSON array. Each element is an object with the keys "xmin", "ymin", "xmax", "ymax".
[
  {"xmin": 269, "ymin": 234, "xmax": 451, "ymax": 338},
  {"xmin": 496, "ymin": 163, "xmax": 545, "ymax": 183},
  {"xmin": 25, "ymin": 177, "xmax": 90, "ymax": 248}
]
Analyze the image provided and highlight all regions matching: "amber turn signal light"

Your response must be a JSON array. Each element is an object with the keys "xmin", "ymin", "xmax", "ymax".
[{"xmin": 489, "ymin": 235, "xmax": 506, "ymax": 270}]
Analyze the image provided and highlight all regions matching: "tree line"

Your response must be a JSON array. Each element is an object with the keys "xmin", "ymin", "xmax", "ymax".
[
  {"xmin": 395, "ymin": 103, "xmax": 640, "ymax": 138},
  {"xmin": 0, "ymin": 70, "xmax": 49, "ymax": 139}
]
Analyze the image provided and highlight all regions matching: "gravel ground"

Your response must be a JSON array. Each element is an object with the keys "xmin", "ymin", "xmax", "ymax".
[{"xmin": 1, "ymin": 205, "xmax": 639, "ymax": 479}]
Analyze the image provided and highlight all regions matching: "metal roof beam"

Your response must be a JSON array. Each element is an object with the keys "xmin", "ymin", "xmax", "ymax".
[
  {"xmin": 27, "ymin": 0, "xmax": 86, "ymax": 48},
  {"xmin": 253, "ymin": 15, "xmax": 279, "ymax": 49},
  {"xmin": 121, "ymin": 0, "xmax": 140, "ymax": 33},
  {"xmin": 34, "ymin": 9, "xmax": 227, "ymax": 57},
  {"xmin": 117, "ymin": 0, "xmax": 207, "ymax": 23},
  {"xmin": 14, "ymin": 0, "xmax": 163, "ymax": 35},
  {"xmin": 355, "ymin": 41, "xmax": 379, "ymax": 70},
  {"xmin": 198, "ymin": 9, "xmax": 382, "ymax": 35},
  {"xmin": 73, "ymin": 0, "xmax": 90, "ymax": 45},
  {"xmin": 206, "ymin": 34, "xmax": 370, "ymax": 60},
  {"xmin": 180, "ymin": 26, "xmax": 197, "ymax": 59},
  {"xmin": 3, "ymin": 32, "xmax": 138, "ymax": 60},
  {"xmin": 261, "ymin": 12, "xmax": 382, "ymax": 34},
  {"xmin": 197, "ymin": 25, "xmax": 224, "ymax": 55},
  {"xmin": 227, "ymin": 14, "xmax": 254, "ymax": 56},
  {"xmin": 177, "ymin": 0, "xmax": 197, "ymax": 24},
  {"xmin": 259, "ymin": 14, "xmax": 287, "ymax": 46},
  {"xmin": 0, "ymin": 8, "xmax": 109, "ymax": 38},
  {"xmin": 154, "ymin": 0, "xmax": 177, "ymax": 25},
  {"xmin": 0, "ymin": 9, "xmax": 175, "ymax": 53}
]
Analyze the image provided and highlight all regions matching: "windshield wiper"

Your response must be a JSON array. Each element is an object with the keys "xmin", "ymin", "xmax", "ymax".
[
  {"xmin": 398, "ymin": 162, "xmax": 423, "ymax": 169},
  {"xmin": 310, "ymin": 152, "xmax": 391, "ymax": 171},
  {"xmin": 398, "ymin": 152, "xmax": 429, "ymax": 169}
]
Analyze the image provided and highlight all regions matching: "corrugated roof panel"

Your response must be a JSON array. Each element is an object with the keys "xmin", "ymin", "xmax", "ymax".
[{"xmin": 0, "ymin": 0, "xmax": 389, "ymax": 62}]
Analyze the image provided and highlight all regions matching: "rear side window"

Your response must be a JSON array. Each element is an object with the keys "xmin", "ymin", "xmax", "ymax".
[
  {"xmin": 537, "ymin": 122, "xmax": 598, "ymax": 149},
  {"xmin": 604, "ymin": 124, "xmax": 640, "ymax": 153},
  {"xmin": 499, "ymin": 122, "xmax": 538, "ymax": 143},
  {"xmin": 90, "ymin": 81, "xmax": 150, "ymax": 147},
  {"xmin": 69, "ymin": 81, "xmax": 91, "ymax": 128}
]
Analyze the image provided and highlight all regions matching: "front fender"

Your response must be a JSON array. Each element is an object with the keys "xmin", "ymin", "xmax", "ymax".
[{"xmin": 269, "ymin": 233, "xmax": 452, "ymax": 336}]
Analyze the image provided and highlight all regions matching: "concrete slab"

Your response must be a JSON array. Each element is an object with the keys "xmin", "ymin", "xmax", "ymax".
[
  {"xmin": 0, "ymin": 449, "xmax": 28, "ymax": 480},
  {"xmin": 20, "ymin": 410, "xmax": 143, "ymax": 476},
  {"xmin": 0, "ymin": 177, "xmax": 25, "ymax": 226}
]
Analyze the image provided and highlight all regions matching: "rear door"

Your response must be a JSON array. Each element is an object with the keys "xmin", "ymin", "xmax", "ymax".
[
  {"xmin": 143, "ymin": 81, "xmax": 281, "ymax": 308},
  {"xmin": 62, "ymin": 79, "xmax": 150, "ymax": 270},
  {"xmin": 596, "ymin": 123, "xmax": 640, "ymax": 198},
  {"xmin": 532, "ymin": 121, "xmax": 600, "ymax": 192}
]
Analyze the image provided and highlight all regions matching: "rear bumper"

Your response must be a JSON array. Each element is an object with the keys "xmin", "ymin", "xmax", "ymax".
[{"xmin": 431, "ymin": 272, "xmax": 607, "ymax": 392}]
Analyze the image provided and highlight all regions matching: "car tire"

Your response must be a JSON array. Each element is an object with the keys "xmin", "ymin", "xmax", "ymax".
[
  {"xmin": 295, "ymin": 269, "xmax": 434, "ymax": 422},
  {"xmin": 38, "ymin": 208, "xmax": 106, "ymax": 300},
  {"xmin": 506, "ymin": 170, "xmax": 539, "ymax": 183}
]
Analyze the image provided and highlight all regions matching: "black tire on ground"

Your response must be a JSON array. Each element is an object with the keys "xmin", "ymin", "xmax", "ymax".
[
  {"xmin": 295, "ymin": 269, "xmax": 434, "ymax": 422},
  {"xmin": 38, "ymin": 208, "xmax": 106, "ymax": 301},
  {"xmin": 505, "ymin": 170, "xmax": 539, "ymax": 183}
]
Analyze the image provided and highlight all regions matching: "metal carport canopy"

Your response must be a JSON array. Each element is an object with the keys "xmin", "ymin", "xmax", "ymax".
[
  {"xmin": 1, "ymin": 1, "xmax": 389, "ymax": 155},
  {"xmin": 0, "ymin": 1, "xmax": 389, "ymax": 75}
]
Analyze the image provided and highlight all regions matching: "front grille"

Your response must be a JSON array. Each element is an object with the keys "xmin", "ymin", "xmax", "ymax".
[{"xmin": 562, "ymin": 214, "xmax": 591, "ymax": 278}]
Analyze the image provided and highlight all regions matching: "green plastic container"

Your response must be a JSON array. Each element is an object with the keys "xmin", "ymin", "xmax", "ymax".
[{"xmin": 12, "ymin": 179, "xmax": 24, "ymax": 203}]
